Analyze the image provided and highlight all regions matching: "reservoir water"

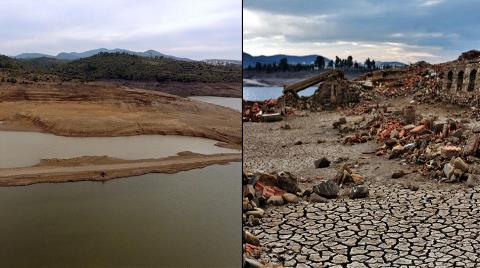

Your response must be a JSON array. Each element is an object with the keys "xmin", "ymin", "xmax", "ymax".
[
  {"xmin": 0, "ymin": 162, "xmax": 241, "ymax": 267},
  {"xmin": 243, "ymin": 86, "xmax": 317, "ymax": 101},
  {"xmin": 189, "ymin": 96, "xmax": 242, "ymax": 111},
  {"xmin": 0, "ymin": 131, "xmax": 238, "ymax": 168}
]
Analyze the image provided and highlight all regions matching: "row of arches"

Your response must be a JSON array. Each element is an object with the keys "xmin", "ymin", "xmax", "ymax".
[{"xmin": 446, "ymin": 69, "xmax": 478, "ymax": 91}]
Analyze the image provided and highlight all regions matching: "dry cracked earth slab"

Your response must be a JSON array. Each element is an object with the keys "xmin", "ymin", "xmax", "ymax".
[{"xmin": 245, "ymin": 185, "xmax": 480, "ymax": 267}]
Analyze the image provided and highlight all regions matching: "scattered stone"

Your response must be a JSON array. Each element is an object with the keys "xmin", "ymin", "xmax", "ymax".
[
  {"xmin": 466, "ymin": 174, "xmax": 477, "ymax": 188},
  {"xmin": 281, "ymin": 123, "xmax": 291, "ymax": 130},
  {"xmin": 444, "ymin": 163, "xmax": 454, "ymax": 180},
  {"xmin": 243, "ymin": 258, "xmax": 263, "ymax": 268},
  {"xmin": 245, "ymin": 208, "xmax": 265, "ymax": 218},
  {"xmin": 351, "ymin": 173, "xmax": 365, "ymax": 184},
  {"xmin": 267, "ymin": 196, "xmax": 284, "ymax": 206},
  {"xmin": 452, "ymin": 157, "xmax": 469, "ymax": 172},
  {"xmin": 309, "ymin": 193, "xmax": 328, "ymax": 203},
  {"xmin": 333, "ymin": 117, "xmax": 347, "ymax": 128},
  {"xmin": 410, "ymin": 125, "xmax": 426, "ymax": 135},
  {"xmin": 463, "ymin": 134, "xmax": 480, "ymax": 156},
  {"xmin": 314, "ymin": 157, "xmax": 331, "ymax": 168},
  {"xmin": 313, "ymin": 180, "xmax": 340, "ymax": 198},
  {"xmin": 276, "ymin": 171, "xmax": 300, "ymax": 193},
  {"xmin": 441, "ymin": 146, "xmax": 462, "ymax": 158},
  {"xmin": 243, "ymin": 231, "xmax": 260, "ymax": 246},
  {"xmin": 350, "ymin": 185, "xmax": 369, "ymax": 199},
  {"xmin": 282, "ymin": 193, "xmax": 299, "ymax": 203},
  {"xmin": 391, "ymin": 170, "xmax": 406, "ymax": 179}
]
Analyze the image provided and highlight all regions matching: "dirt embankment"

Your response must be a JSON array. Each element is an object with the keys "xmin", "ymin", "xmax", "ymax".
[
  {"xmin": 0, "ymin": 152, "xmax": 241, "ymax": 187},
  {"xmin": 0, "ymin": 82, "xmax": 241, "ymax": 146}
]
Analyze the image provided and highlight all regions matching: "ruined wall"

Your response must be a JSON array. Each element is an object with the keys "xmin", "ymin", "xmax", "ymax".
[
  {"xmin": 440, "ymin": 60, "xmax": 480, "ymax": 106},
  {"xmin": 280, "ymin": 79, "xmax": 359, "ymax": 111}
]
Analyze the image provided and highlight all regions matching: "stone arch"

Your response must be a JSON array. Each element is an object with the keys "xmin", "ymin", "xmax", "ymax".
[
  {"xmin": 468, "ymin": 69, "xmax": 477, "ymax": 91},
  {"xmin": 446, "ymin": 70, "xmax": 453, "ymax": 90},
  {"xmin": 457, "ymin": 70, "xmax": 464, "ymax": 91}
]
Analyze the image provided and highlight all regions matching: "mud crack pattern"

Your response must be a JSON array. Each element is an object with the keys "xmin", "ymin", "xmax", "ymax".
[{"xmin": 245, "ymin": 185, "xmax": 480, "ymax": 267}]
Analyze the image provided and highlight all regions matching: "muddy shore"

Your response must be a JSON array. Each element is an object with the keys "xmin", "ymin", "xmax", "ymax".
[{"xmin": 0, "ymin": 152, "xmax": 241, "ymax": 187}]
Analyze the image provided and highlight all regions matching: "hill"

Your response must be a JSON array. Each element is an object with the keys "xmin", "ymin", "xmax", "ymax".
[
  {"xmin": 243, "ymin": 52, "xmax": 331, "ymax": 68},
  {"xmin": 1, "ymin": 52, "xmax": 240, "ymax": 84},
  {"xmin": 14, "ymin": 48, "xmax": 193, "ymax": 61}
]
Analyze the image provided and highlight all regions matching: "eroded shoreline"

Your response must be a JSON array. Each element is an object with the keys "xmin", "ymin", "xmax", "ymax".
[{"xmin": 0, "ymin": 152, "xmax": 241, "ymax": 187}]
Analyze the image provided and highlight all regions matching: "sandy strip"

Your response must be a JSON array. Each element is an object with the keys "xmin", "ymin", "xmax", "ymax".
[{"xmin": 0, "ymin": 152, "xmax": 241, "ymax": 187}]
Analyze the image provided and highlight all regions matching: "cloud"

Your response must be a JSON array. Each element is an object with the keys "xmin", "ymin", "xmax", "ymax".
[
  {"xmin": 0, "ymin": 0, "xmax": 241, "ymax": 60},
  {"xmin": 419, "ymin": 0, "xmax": 444, "ymax": 7},
  {"xmin": 244, "ymin": 0, "xmax": 480, "ymax": 63}
]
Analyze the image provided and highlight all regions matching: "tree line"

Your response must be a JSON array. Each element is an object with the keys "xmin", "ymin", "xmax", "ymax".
[{"xmin": 246, "ymin": 55, "xmax": 380, "ymax": 72}]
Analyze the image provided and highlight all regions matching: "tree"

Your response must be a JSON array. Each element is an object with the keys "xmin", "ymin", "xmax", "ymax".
[
  {"xmin": 314, "ymin": 56, "xmax": 325, "ymax": 69},
  {"xmin": 279, "ymin": 58, "xmax": 289, "ymax": 72},
  {"xmin": 365, "ymin": 58, "xmax": 371, "ymax": 69},
  {"xmin": 335, "ymin": 56, "xmax": 341, "ymax": 68},
  {"xmin": 328, "ymin": 60, "xmax": 334, "ymax": 68},
  {"xmin": 255, "ymin": 62, "xmax": 262, "ymax": 71},
  {"xmin": 347, "ymin": 56, "xmax": 353, "ymax": 68},
  {"xmin": 371, "ymin": 60, "xmax": 376, "ymax": 69}
]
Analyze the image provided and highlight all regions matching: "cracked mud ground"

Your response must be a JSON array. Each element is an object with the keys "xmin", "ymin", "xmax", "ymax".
[{"xmin": 243, "ymin": 98, "xmax": 480, "ymax": 267}]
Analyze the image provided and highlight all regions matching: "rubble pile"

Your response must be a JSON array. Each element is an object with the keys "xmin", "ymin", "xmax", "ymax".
[
  {"xmin": 338, "ymin": 104, "xmax": 480, "ymax": 185},
  {"xmin": 242, "ymin": 99, "xmax": 281, "ymax": 122}
]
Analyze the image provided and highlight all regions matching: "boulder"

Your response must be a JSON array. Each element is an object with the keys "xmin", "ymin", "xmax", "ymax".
[
  {"xmin": 313, "ymin": 180, "xmax": 340, "ymax": 198},
  {"xmin": 314, "ymin": 157, "xmax": 331, "ymax": 168},
  {"xmin": 276, "ymin": 171, "xmax": 300, "ymax": 193}
]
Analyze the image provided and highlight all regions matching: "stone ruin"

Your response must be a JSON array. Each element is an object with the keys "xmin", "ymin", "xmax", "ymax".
[
  {"xmin": 279, "ymin": 70, "xmax": 361, "ymax": 111},
  {"xmin": 439, "ymin": 57, "xmax": 480, "ymax": 106}
]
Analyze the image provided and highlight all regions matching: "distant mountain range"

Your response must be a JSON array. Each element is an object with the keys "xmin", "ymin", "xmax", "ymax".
[
  {"xmin": 15, "ymin": 48, "xmax": 194, "ymax": 61},
  {"xmin": 14, "ymin": 49, "xmax": 242, "ymax": 65},
  {"xmin": 243, "ymin": 52, "xmax": 331, "ymax": 68},
  {"xmin": 243, "ymin": 52, "xmax": 406, "ymax": 69}
]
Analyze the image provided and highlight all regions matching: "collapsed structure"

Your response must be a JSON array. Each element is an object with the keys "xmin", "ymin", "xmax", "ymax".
[{"xmin": 279, "ymin": 69, "xmax": 361, "ymax": 111}]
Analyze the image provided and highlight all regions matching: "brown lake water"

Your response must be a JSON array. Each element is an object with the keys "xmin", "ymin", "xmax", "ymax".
[
  {"xmin": 0, "ymin": 131, "xmax": 238, "ymax": 168},
  {"xmin": 0, "ymin": 162, "xmax": 241, "ymax": 267}
]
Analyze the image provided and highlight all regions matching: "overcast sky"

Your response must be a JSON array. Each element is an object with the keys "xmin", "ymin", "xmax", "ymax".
[
  {"xmin": 0, "ymin": 0, "xmax": 241, "ymax": 60},
  {"xmin": 244, "ymin": 0, "xmax": 480, "ymax": 63}
]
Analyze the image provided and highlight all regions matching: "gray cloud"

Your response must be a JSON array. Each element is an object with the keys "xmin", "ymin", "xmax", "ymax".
[
  {"xmin": 244, "ymin": 0, "xmax": 480, "ymax": 63},
  {"xmin": 0, "ymin": 0, "xmax": 241, "ymax": 60}
]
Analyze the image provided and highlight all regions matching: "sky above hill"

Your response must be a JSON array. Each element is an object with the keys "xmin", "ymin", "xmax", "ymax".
[
  {"xmin": 0, "ymin": 0, "xmax": 241, "ymax": 60},
  {"xmin": 244, "ymin": 0, "xmax": 480, "ymax": 63}
]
